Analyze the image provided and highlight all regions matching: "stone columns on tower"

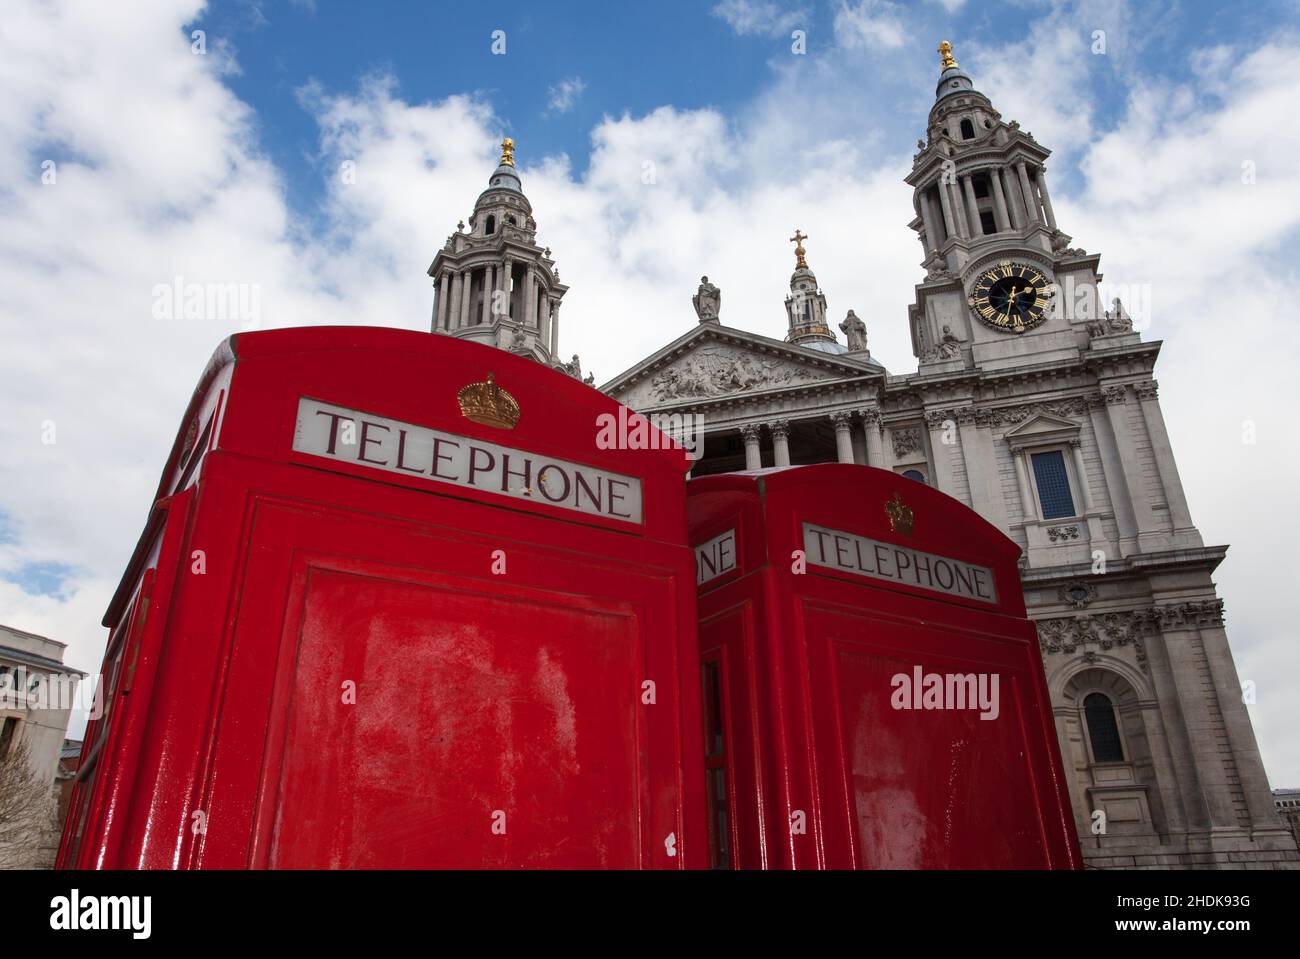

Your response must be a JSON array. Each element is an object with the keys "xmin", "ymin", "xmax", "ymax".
[
  {"xmin": 937, "ymin": 181, "xmax": 957, "ymax": 240},
  {"xmin": 990, "ymin": 170, "xmax": 1010, "ymax": 232},
  {"xmin": 1036, "ymin": 166, "xmax": 1057, "ymax": 231},
  {"xmin": 1016, "ymin": 161, "xmax": 1039, "ymax": 226},
  {"xmin": 961, "ymin": 175, "xmax": 981, "ymax": 236}
]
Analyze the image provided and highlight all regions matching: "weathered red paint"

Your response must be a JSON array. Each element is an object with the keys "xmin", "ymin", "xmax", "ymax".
[
  {"xmin": 58, "ymin": 327, "xmax": 707, "ymax": 869},
  {"xmin": 688, "ymin": 466, "xmax": 1081, "ymax": 869}
]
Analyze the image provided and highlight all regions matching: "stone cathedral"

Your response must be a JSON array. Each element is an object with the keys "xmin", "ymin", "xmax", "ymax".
[{"xmin": 429, "ymin": 44, "xmax": 1297, "ymax": 869}]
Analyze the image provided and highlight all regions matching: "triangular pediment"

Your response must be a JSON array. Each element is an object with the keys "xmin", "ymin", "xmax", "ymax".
[
  {"xmin": 1004, "ymin": 412, "xmax": 1081, "ymax": 447},
  {"xmin": 602, "ymin": 324, "xmax": 883, "ymax": 409}
]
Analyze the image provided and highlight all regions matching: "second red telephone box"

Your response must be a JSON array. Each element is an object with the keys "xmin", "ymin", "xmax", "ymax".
[{"xmin": 688, "ymin": 464, "xmax": 1080, "ymax": 870}]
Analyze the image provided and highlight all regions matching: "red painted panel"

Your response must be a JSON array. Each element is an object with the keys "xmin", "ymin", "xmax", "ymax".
[{"xmin": 270, "ymin": 569, "xmax": 643, "ymax": 868}]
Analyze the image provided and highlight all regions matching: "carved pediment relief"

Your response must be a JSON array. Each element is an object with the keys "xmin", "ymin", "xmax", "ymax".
[{"xmin": 619, "ymin": 341, "xmax": 839, "ymax": 407}]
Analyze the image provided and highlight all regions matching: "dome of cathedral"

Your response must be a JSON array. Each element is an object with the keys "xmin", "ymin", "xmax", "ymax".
[{"xmin": 802, "ymin": 339, "xmax": 849, "ymax": 355}]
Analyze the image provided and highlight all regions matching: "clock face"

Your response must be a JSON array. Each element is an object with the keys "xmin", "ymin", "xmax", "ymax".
[{"xmin": 968, "ymin": 261, "xmax": 1053, "ymax": 334}]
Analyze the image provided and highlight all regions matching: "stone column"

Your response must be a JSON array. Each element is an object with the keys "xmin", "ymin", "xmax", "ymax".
[
  {"xmin": 449, "ymin": 271, "xmax": 464, "ymax": 331},
  {"xmin": 459, "ymin": 270, "xmax": 472, "ymax": 328},
  {"xmin": 830, "ymin": 412, "xmax": 854, "ymax": 464},
  {"xmin": 919, "ymin": 191, "xmax": 940, "ymax": 252},
  {"xmin": 1068, "ymin": 439, "xmax": 1096, "ymax": 513},
  {"xmin": 936, "ymin": 181, "xmax": 957, "ymax": 240},
  {"xmin": 924, "ymin": 410, "xmax": 959, "ymax": 498},
  {"xmin": 770, "ymin": 419, "xmax": 791, "ymax": 467},
  {"xmin": 525, "ymin": 271, "xmax": 538, "ymax": 329},
  {"xmin": 480, "ymin": 266, "xmax": 493, "ymax": 325},
  {"xmin": 1133, "ymin": 381, "xmax": 1198, "ymax": 538},
  {"xmin": 1036, "ymin": 166, "xmax": 1058, "ymax": 231},
  {"xmin": 961, "ymin": 175, "xmax": 982, "ymax": 237},
  {"xmin": 858, "ymin": 408, "xmax": 884, "ymax": 467},
  {"xmin": 1101, "ymin": 384, "xmax": 1160, "ymax": 545},
  {"xmin": 539, "ymin": 292, "xmax": 551, "ymax": 351},
  {"xmin": 741, "ymin": 423, "xmax": 763, "ymax": 470},
  {"xmin": 437, "ymin": 273, "xmax": 451, "ymax": 330},
  {"xmin": 989, "ymin": 169, "xmax": 1011, "ymax": 232},
  {"xmin": 549, "ymin": 299, "xmax": 560, "ymax": 356},
  {"xmin": 1016, "ymin": 161, "xmax": 1040, "ymax": 225},
  {"xmin": 1013, "ymin": 448, "xmax": 1036, "ymax": 521},
  {"xmin": 501, "ymin": 257, "xmax": 513, "ymax": 320},
  {"xmin": 948, "ymin": 179, "xmax": 969, "ymax": 239},
  {"xmin": 1001, "ymin": 168, "xmax": 1025, "ymax": 228},
  {"xmin": 430, "ymin": 280, "xmax": 441, "ymax": 332}
]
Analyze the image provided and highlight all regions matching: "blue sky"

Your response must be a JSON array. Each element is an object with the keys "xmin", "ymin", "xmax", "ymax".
[
  {"xmin": 2, "ymin": 0, "xmax": 1300, "ymax": 784},
  {"xmin": 195, "ymin": 0, "xmax": 1296, "ymax": 217}
]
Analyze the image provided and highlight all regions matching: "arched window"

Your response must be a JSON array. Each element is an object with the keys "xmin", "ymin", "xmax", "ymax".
[
  {"xmin": 959, "ymin": 118, "xmax": 975, "ymax": 140},
  {"xmin": 1084, "ymin": 692, "xmax": 1124, "ymax": 762},
  {"xmin": 485, "ymin": 215, "xmax": 496, "ymax": 235},
  {"xmin": 902, "ymin": 469, "xmax": 926, "ymax": 484}
]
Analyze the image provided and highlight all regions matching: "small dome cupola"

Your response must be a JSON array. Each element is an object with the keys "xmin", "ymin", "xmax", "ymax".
[
  {"xmin": 486, "ymin": 137, "xmax": 523, "ymax": 193},
  {"xmin": 934, "ymin": 40, "xmax": 978, "ymax": 102},
  {"xmin": 783, "ymin": 229, "xmax": 847, "ymax": 354}
]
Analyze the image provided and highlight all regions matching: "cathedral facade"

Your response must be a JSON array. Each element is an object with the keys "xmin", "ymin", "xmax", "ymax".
[{"xmin": 430, "ymin": 45, "xmax": 1297, "ymax": 869}]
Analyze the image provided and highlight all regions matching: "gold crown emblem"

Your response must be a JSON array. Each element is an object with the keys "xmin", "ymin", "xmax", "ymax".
[
  {"xmin": 885, "ymin": 492, "xmax": 915, "ymax": 536},
  {"xmin": 457, "ymin": 372, "xmax": 520, "ymax": 430}
]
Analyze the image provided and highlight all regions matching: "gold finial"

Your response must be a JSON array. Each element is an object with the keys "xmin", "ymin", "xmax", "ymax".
[
  {"xmin": 938, "ymin": 40, "xmax": 958, "ymax": 71},
  {"xmin": 789, "ymin": 229, "xmax": 809, "ymax": 269},
  {"xmin": 500, "ymin": 137, "xmax": 516, "ymax": 167}
]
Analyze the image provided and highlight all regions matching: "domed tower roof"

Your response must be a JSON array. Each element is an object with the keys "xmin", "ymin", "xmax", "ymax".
[
  {"xmin": 928, "ymin": 40, "xmax": 995, "ymax": 127},
  {"xmin": 481, "ymin": 137, "xmax": 523, "ymax": 195}
]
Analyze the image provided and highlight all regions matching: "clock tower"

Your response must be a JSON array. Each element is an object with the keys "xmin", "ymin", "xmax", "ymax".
[{"xmin": 905, "ymin": 40, "xmax": 1104, "ymax": 373}]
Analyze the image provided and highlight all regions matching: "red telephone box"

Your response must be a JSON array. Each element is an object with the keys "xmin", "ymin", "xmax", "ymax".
[
  {"xmin": 59, "ymin": 326, "xmax": 706, "ymax": 869},
  {"xmin": 688, "ymin": 465, "xmax": 1081, "ymax": 869}
]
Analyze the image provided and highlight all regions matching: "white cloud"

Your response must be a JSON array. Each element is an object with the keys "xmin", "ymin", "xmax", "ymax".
[
  {"xmin": 833, "ymin": 0, "xmax": 909, "ymax": 51},
  {"xmin": 547, "ymin": 76, "xmax": 586, "ymax": 114},
  {"xmin": 711, "ymin": 0, "xmax": 806, "ymax": 38}
]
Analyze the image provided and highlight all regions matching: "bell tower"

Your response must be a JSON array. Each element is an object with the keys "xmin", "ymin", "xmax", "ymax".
[
  {"xmin": 784, "ymin": 230, "xmax": 845, "ymax": 353},
  {"xmin": 428, "ymin": 138, "xmax": 569, "ymax": 367},
  {"xmin": 904, "ymin": 41, "xmax": 1108, "ymax": 373}
]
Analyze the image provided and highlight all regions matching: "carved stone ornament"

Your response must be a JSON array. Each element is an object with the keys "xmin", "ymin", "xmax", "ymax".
[
  {"xmin": 1059, "ymin": 582, "xmax": 1097, "ymax": 609},
  {"xmin": 1035, "ymin": 612, "xmax": 1150, "ymax": 674},
  {"xmin": 891, "ymin": 426, "xmax": 923, "ymax": 458},
  {"xmin": 1046, "ymin": 524, "xmax": 1080, "ymax": 543},
  {"xmin": 646, "ymin": 346, "xmax": 821, "ymax": 402}
]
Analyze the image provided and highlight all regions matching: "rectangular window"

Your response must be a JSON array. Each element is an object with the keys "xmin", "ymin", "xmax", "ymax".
[
  {"xmin": 1031, "ymin": 450, "xmax": 1076, "ymax": 519},
  {"xmin": 979, "ymin": 210, "xmax": 997, "ymax": 235},
  {"xmin": 701, "ymin": 656, "xmax": 732, "ymax": 869}
]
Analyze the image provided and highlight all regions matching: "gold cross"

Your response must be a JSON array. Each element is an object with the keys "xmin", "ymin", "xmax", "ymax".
[{"xmin": 789, "ymin": 230, "xmax": 809, "ymax": 269}]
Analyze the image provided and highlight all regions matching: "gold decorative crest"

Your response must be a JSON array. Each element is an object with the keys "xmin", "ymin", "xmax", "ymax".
[
  {"xmin": 500, "ymin": 137, "xmax": 516, "ymax": 167},
  {"xmin": 885, "ymin": 492, "xmax": 915, "ymax": 536},
  {"xmin": 938, "ymin": 40, "xmax": 958, "ymax": 71},
  {"xmin": 457, "ymin": 372, "xmax": 520, "ymax": 430}
]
